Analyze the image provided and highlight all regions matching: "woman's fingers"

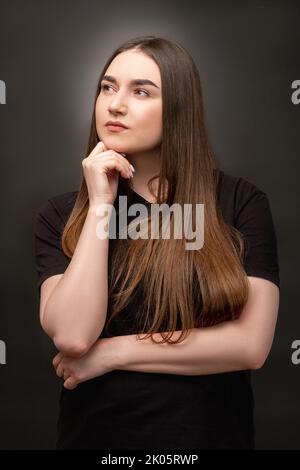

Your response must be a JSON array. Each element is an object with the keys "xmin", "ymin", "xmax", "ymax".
[
  {"xmin": 86, "ymin": 150, "xmax": 133, "ymax": 178},
  {"xmin": 90, "ymin": 154, "xmax": 132, "ymax": 179},
  {"xmin": 52, "ymin": 352, "xmax": 63, "ymax": 369},
  {"xmin": 87, "ymin": 141, "xmax": 107, "ymax": 158},
  {"xmin": 82, "ymin": 142, "xmax": 134, "ymax": 205},
  {"xmin": 52, "ymin": 353, "xmax": 78, "ymax": 388},
  {"xmin": 56, "ymin": 362, "xmax": 64, "ymax": 378},
  {"xmin": 64, "ymin": 377, "xmax": 78, "ymax": 390}
]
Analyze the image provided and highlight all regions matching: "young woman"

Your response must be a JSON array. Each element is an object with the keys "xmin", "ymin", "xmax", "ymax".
[{"xmin": 34, "ymin": 35, "xmax": 280, "ymax": 450}]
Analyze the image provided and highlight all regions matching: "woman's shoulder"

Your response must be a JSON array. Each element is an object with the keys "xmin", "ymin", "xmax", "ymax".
[
  {"xmin": 49, "ymin": 189, "xmax": 79, "ymax": 210},
  {"xmin": 38, "ymin": 190, "xmax": 79, "ymax": 224},
  {"xmin": 215, "ymin": 168, "xmax": 269, "ymax": 224},
  {"xmin": 216, "ymin": 169, "xmax": 280, "ymax": 288},
  {"xmin": 216, "ymin": 168, "xmax": 266, "ymax": 196}
]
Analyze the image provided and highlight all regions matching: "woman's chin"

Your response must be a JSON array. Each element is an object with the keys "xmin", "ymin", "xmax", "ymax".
[{"xmin": 101, "ymin": 137, "xmax": 126, "ymax": 152}]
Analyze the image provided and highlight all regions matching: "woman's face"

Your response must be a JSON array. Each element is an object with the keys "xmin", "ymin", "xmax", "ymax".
[{"xmin": 95, "ymin": 49, "xmax": 162, "ymax": 155}]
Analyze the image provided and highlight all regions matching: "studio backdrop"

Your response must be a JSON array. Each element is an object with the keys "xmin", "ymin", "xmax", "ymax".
[{"xmin": 0, "ymin": 0, "xmax": 299, "ymax": 451}]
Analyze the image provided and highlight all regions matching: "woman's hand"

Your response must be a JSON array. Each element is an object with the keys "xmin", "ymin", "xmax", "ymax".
[
  {"xmin": 82, "ymin": 141, "xmax": 135, "ymax": 206},
  {"xmin": 52, "ymin": 336, "xmax": 123, "ymax": 390}
]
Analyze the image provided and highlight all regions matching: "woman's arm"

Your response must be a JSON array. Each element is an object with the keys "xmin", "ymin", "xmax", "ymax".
[
  {"xmin": 42, "ymin": 202, "xmax": 112, "ymax": 357},
  {"xmin": 53, "ymin": 276, "xmax": 279, "ymax": 388},
  {"xmin": 118, "ymin": 277, "xmax": 280, "ymax": 375}
]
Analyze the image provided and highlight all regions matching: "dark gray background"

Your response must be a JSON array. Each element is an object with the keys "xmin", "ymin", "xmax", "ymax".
[{"xmin": 0, "ymin": 0, "xmax": 299, "ymax": 450}]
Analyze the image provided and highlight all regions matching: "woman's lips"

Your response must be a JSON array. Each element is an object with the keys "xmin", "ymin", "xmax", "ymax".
[{"xmin": 106, "ymin": 124, "xmax": 128, "ymax": 132}]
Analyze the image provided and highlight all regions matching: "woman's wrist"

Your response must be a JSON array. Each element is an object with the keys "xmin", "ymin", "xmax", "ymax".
[
  {"xmin": 89, "ymin": 195, "xmax": 115, "ymax": 208},
  {"xmin": 92, "ymin": 336, "xmax": 129, "ymax": 374},
  {"xmin": 87, "ymin": 200, "xmax": 115, "ymax": 224},
  {"xmin": 108, "ymin": 335, "xmax": 130, "ymax": 371}
]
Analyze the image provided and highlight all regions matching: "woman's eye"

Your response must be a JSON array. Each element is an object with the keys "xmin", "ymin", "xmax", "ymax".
[
  {"xmin": 101, "ymin": 84, "xmax": 112, "ymax": 92},
  {"xmin": 135, "ymin": 89, "xmax": 149, "ymax": 97},
  {"xmin": 101, "ymin": 84, "xmax": 149, "ymax": 97}
]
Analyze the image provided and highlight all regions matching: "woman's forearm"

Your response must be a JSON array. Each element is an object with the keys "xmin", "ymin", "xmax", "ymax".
[
  {"xmin": 52, "ymin": 320, "xmax": 258, "ymax": 390},
  {"xmin": 42, "ymin": 203, "xmax": 113, "ymax": 356},
  {"xmin": 117, "ymin": 321, "xmax": 258, "ymax": 375}
]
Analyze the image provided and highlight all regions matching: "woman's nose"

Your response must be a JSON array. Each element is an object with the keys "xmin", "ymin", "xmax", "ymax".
[{"xmin": 108, "ymin": 93, "xmax": 127, "ymax": 113}]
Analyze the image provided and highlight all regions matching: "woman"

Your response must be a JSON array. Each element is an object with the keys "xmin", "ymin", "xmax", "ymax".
[{"xmin": 34, "ymin": 35, "xmax": 280, "ymax": 450}]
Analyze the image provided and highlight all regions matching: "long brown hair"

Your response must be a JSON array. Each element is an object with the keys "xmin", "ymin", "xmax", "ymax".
[{"xmin": 61, "ymin": 35, "xmax": 249, "ymax": 344}]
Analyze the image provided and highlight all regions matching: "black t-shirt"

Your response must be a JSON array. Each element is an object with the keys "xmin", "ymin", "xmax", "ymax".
[{"xmin": 34, "ymin": 170, "xmax": 280, "ymax": 450}]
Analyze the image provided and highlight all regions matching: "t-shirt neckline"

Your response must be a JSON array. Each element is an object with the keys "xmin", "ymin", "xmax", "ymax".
[{"xmin": 125, "ymin": 184, "xmax": 154, "ymax": 205}]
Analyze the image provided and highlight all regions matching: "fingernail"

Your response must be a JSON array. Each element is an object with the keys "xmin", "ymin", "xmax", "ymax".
[{"xmin": 130, "ymin": 164, "xmax": 135, "ymax": 173}]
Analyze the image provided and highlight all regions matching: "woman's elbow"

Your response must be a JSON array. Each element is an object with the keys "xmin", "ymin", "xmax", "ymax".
[
  {"xmin": 248, "ymin": 347, "xmax": 270, "ymax": 370},
  {"xmin": 53, "ymin": 335, "xmax": 91, "ymax": 358},
  {"xmin": 40, "ymin": 316, "xmax": 105, "ymax": 357}
]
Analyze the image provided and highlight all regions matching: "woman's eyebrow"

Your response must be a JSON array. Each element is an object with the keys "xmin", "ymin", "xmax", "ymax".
[{"xmin": 102, "ymin": 75, "xmax": 159, "ymax": 89}]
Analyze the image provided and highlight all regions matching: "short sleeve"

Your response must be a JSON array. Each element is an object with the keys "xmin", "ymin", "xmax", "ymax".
[
  {"xmin": 234, "ymin": 181, "xmax": 280, "ymax": 289},
  {"xmin": 34, "ymin": 197, "xmax": 71, "ymax": 299}
]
